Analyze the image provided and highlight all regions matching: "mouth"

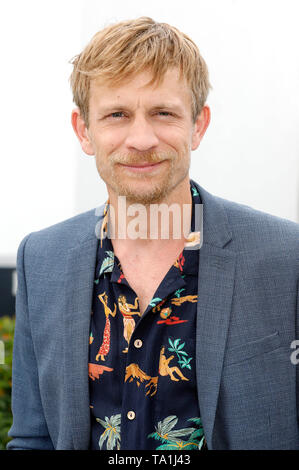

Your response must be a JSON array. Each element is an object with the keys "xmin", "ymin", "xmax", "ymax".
[{"xmin": 117, "ymin": 160, "xmax": 165, "ymax": 173}]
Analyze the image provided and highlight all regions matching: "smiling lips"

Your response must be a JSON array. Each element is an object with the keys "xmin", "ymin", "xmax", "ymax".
[{"xmin": 118, "ymin": 161, "xmax": 164, "ymax": 172}]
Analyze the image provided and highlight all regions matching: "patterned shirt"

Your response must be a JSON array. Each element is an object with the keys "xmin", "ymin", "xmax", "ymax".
[{"xmin": 88, "ymin": 180, "xmax": 206, "ymax": 450}]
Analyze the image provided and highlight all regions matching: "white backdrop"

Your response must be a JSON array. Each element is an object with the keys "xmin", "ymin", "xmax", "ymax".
[{"xmin": 1, "ymin": 0, "xmax": 299, "ymax": 265}]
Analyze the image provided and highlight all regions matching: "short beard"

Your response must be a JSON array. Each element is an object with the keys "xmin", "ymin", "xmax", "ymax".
[{"xmin": 97, "ymin": 148, "xmax": 190, "ymax": 205}]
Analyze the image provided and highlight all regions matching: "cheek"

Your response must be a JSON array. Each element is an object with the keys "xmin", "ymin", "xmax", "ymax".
[
  {"xmin": 97, "ymin": 129, "xmax": 127, "ymax": 154},
  {"xmin": 156, "ymin": 127, "xmax": 190, "ymax": 149}
]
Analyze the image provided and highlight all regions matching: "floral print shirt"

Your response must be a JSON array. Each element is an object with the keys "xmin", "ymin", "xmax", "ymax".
[{"xmin": 88, "ymin": 180, "xmax": 206, "ymax": 450}]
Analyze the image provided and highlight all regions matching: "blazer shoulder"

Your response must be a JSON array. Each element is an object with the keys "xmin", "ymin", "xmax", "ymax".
[
  {"xmin": 217, "ymin": 195, "xmax": 299, "ymax": 252},
  {"xmin": 192, "ymin": 179, "xmax": 299, "ymax": 253},
  {"xmin": 17, "ymin": 205, "xmax": 105, "ymax": 266}
]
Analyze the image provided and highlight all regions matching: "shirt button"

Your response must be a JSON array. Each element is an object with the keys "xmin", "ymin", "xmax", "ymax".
[
  {"xmin": 134, "ymin": 339, "xmax": 143, "ymax": 348},
  {"xmin": 127, "ymin": 410, "xmax": 136, "ymax": 420}
]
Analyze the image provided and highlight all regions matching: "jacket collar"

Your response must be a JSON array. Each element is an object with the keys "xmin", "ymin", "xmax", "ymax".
[{"xmin": 190, "ymin": 179, "xmax": 233, "ymax": 248}]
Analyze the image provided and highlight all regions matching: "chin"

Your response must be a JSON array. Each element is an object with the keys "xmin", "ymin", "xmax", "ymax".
[{"xmin": 117, "ymin": 185, "xmax": 168, "ymax": 205}]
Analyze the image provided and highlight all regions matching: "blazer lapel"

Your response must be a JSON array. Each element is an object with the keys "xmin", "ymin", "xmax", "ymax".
[
  {"xmin": 196, "ymin": 244, "xmax": 236, "ymax": 449},
  {"xmin": 192, "ymin": 181, "xmax": 236, "ymax": 450},
  {"xmin": 62, "ymin": 205, "xmax": 105, "ymax": 449}
]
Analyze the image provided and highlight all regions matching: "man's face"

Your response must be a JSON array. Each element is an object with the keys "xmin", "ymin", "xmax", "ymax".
[{"xmin": 81, "ymin": 68, "xmax": 206, "ymax": 204}]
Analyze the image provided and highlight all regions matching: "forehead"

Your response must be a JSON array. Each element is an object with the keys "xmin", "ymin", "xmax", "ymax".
[{"xmin": 89, "ymin": 68, "xmax": 191, "ymax": 110}]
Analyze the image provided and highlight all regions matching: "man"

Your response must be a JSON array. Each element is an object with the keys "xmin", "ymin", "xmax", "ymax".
[{"xmin": 7, "ymin": 17, "xmax": 299, "ymax": 450}]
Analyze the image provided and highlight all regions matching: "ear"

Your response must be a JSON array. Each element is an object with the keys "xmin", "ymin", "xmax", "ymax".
[
  {"xmin": 191, "ymin": 105, "xmax": 211, "ymax": 151},
  {"xmin": 71, "ymin": 108, "xmax": 95, "ymax": 156}
]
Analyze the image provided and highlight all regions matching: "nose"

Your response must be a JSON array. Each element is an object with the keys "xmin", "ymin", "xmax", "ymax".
[{"xmin": 124, "ymin": 115, "xmax": 159, "ymax": 152}]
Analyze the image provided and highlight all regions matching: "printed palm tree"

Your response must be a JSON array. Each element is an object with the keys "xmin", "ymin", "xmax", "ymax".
[
  {"xmin": 149, "ymin": 297, "xmax": 162, "ymax": 308},
  {"xmin": 148, "ymin": 415, "xmax": 204, "ymax": 450},
  {"xmin": 168, "ymin": 338, "xmax": 193, "ymax": 370},
  {"xmin": 99, "ymin": 251, "xmax": 114, "ymax": 276},
  {"xmin": 174, "ymin": 288, "xmax": 185, "ymax": 298},
  {"xmin": 96, "ymin": 414, "xmax": 121, "ymax": 450},
  {"xmin": 188, "ymin": 417, "xmax": 205, "ymax": 449}
]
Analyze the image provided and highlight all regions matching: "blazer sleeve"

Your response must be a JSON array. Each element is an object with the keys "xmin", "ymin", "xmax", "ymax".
[
  {"xmin": 6, "ymin": 234, "xmax": 54, "ymax": 450},
  {"xmin": 297, "ymin": 281, "xmax": 299, "ymax": 425}
]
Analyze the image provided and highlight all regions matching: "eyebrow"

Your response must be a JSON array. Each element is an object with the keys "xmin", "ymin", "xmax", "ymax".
[
  {"xmin": 97, "ymin": 103, "xmax": 184, "ymax": 116},
  {"xmin": 151, "ymin": 104, "xmax": 184, "ymax": 113}
]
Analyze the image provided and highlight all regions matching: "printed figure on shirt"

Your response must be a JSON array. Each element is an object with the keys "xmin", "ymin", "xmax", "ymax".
[
  {"xmin": 117, "ymin": 294, "xmax": 141, "ymax": 353},
  {"xmin": 125, "ymin": 342, "xmax": 190, "ymax": 396},
  {"xmin": 95, "ymin": 292, "xmax": 117, "ymax": 361},
  {"xmin": 158, "ymin": 346, "xmax": 189, "ymax": 382}
]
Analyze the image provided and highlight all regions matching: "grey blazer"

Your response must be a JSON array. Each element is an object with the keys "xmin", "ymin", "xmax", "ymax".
[{"xmin": 7, "ymin": 180, "xmax": 299, "ymax": 450}]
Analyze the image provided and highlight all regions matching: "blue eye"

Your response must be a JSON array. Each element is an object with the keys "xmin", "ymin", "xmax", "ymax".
[{"xmin": 111, "ymin": 112, "xmax": 124, "ymax": 118}]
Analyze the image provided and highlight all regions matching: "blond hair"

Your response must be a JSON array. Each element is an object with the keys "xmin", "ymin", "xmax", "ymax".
[{"xmin": 69, "ymin": 17, "xmax": 211, "ymax": 128}]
